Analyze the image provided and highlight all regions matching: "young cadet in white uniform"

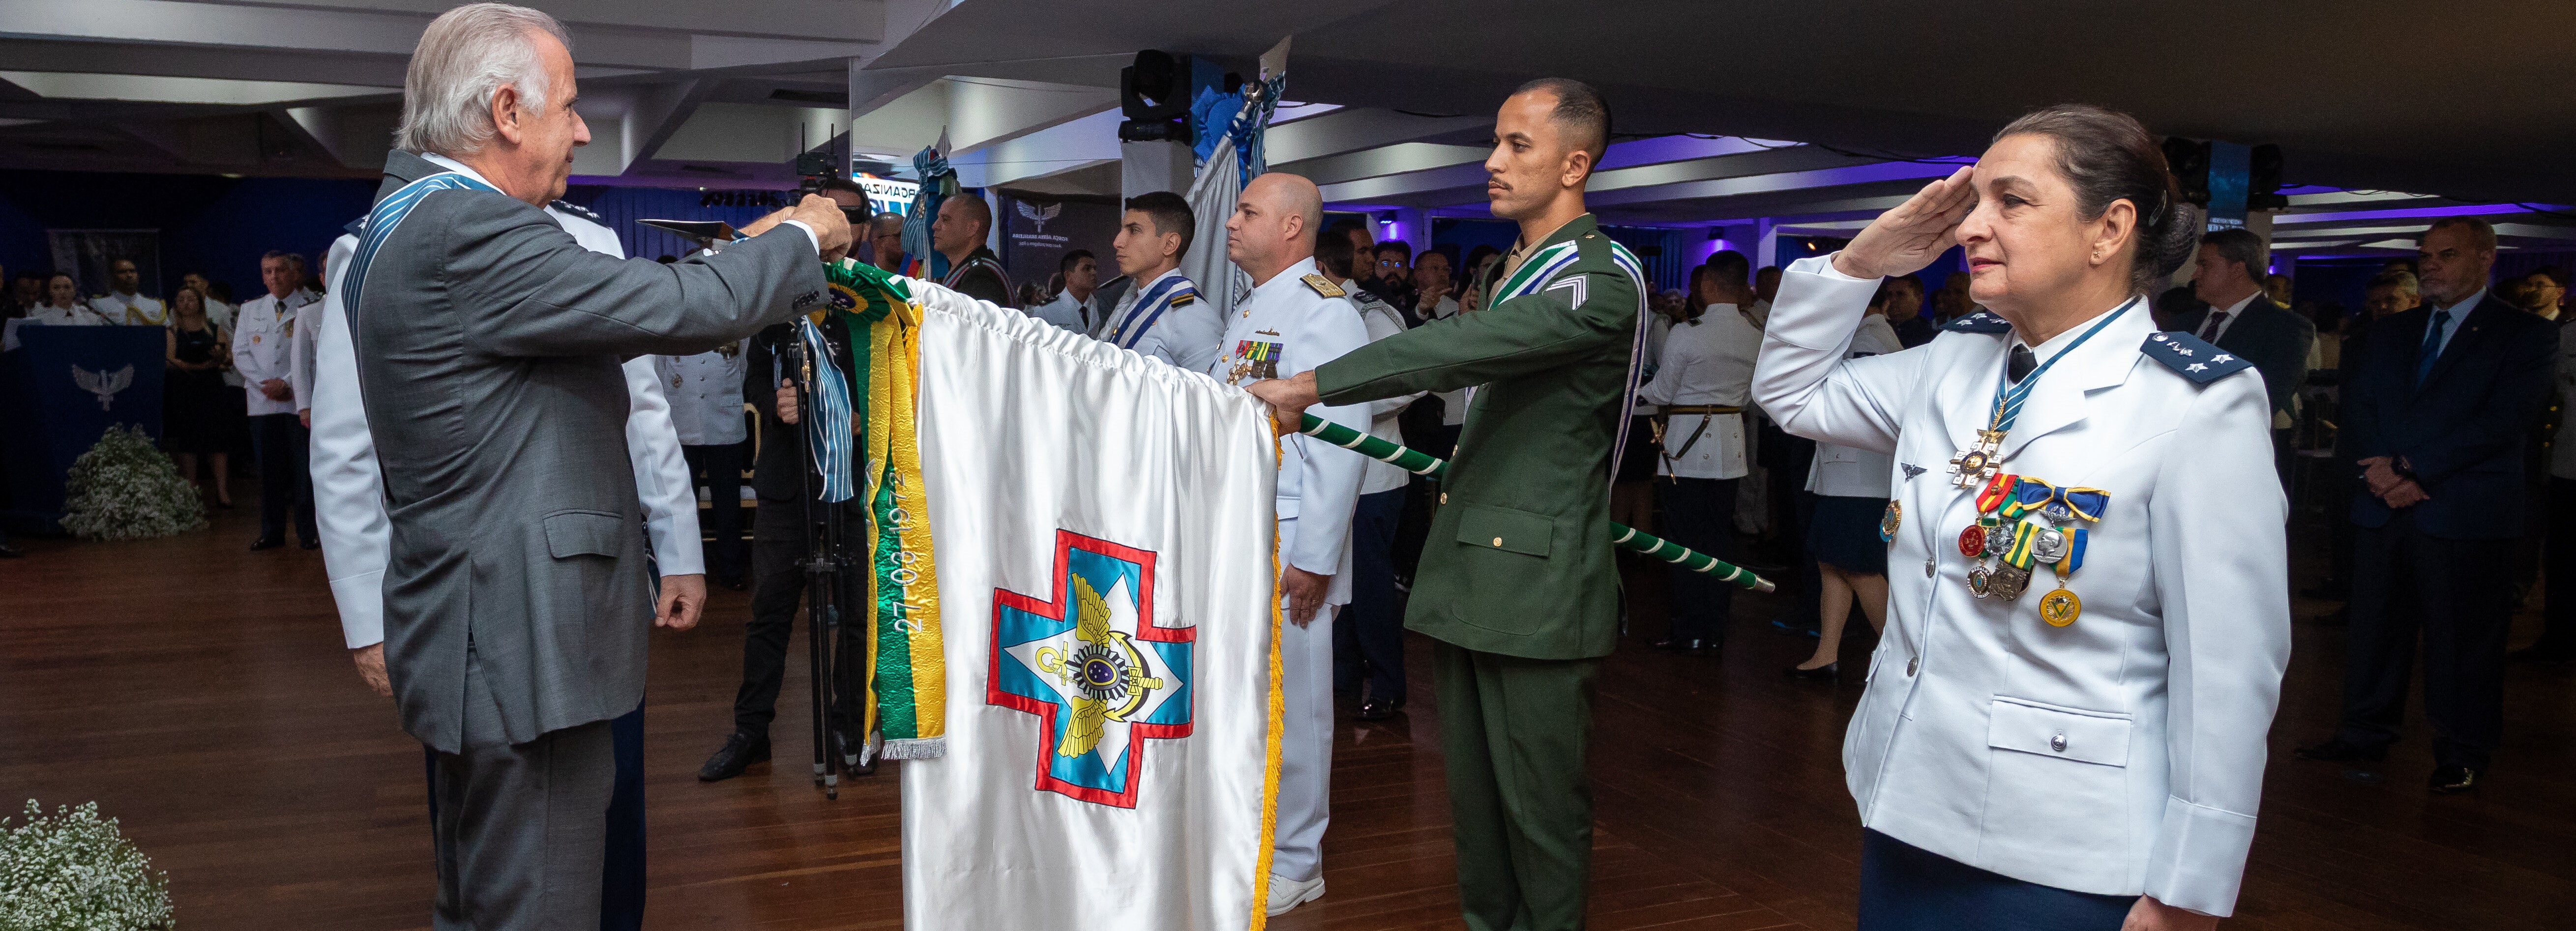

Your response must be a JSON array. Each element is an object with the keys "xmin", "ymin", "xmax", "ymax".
[
  {"xmin": 654, "ymin": 338, "xmax": 751, "ymax": 588},
  {"xmin": 1210, "ymin": 174, "xmax": 1370, "ymax": 917},
  {"xmin": 1752, "ymin": 106, "xmax": 2288, "ymax": 930},
  {"xmin": 1096, "ymin": 191, "xmax": 1221, "ymax": 371},
  {"xmin": 310, "ymin": 192, "xmax": 701, "ymax": 931},
  {"xmin": 1636, "ymin": 286, "xmax": 1762, "ymax": 653}
]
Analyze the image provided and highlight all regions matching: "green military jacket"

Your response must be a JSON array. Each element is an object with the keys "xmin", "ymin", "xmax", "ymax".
[{"xmin": 1314, "ymin": 213, "xmax": 1643, "ymax": 660}]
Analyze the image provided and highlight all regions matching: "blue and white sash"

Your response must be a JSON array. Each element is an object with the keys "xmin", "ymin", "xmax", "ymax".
[
  {"xmin": 1104, "ymin": 273, "xmax": 1200, "ymax": 350},
  {"xmin": 1479, "ymin": 231, "xmax": 1653, "ymax": 497},
  {"xmin": 339, "ymin": 170, "xmax": 504, "ymax": 336},
  {"xmin": 797, "ymin": 319, "xmax": 857, "ymax": 503}
]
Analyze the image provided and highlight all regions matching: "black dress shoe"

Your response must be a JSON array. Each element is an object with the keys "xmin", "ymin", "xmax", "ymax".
[
  {"xmin": 0, "ymin": 543, "xmax": 22, "ymax": 559},
  {"xmin": 2428, "ymin": 765, "xmax": 2480, "ymax": 793},
  {"xmin": 1356, "ymin": 697, "xmax": 1400, "ymax": 721},
  {"xmin": 697, "ymin": 731, "xmax": 770, "ymax": 782},
  {"xmin": 2293, "ymin": 739, "xmax": 2385, "ymax": 763},
  {"xmin": 249, "ymin": 537, "xmax": 285, "ymax": 551},
  {"xmin": 1784, "ymin": 661, "xmax": 1839, "ymax": 681},
  {"xmin": 299, "ymin": 539, "xmax": 321, "ymax": 551},
  {"xmin": 1650, "ymin": 636, "xmax": 1715, "ymax": 655}
]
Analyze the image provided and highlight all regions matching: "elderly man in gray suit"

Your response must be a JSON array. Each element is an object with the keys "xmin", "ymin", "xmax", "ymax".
[{"xmin": 349, "ymin": 5, "xmax": 850, "ymax": 928}]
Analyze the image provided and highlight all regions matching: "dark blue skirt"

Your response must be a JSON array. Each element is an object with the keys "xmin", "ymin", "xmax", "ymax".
[
  {"xmin": 1807, "ymin": 494, "xmax": 1890, "ymax": 575},
  {"xmin": 1858, "ymin": 830, "xmax": 2132, "ymax": 931}
]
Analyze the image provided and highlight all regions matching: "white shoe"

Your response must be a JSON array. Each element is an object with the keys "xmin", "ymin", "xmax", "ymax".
[{"xmin": 1265, "ymin": 873, "xmax": 1325, "ymax": 916}]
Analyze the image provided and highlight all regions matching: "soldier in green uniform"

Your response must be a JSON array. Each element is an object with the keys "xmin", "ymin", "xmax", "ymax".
[{"xmin": 1248, "ymin": 77, "xmax": 1643, "ymax": 931}]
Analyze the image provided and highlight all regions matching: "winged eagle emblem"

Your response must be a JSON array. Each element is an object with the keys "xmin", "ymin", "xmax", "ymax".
[
  {"xmin": 1017, "ymin": 200, "xmax": 1062, "ymax": 233},
  {"xmin": 71, "ymin": 364, "xmax": 134, "ymax": 411},
  {"xmin": 1034, "ymin": 573, "xmax": 1165, "ymax": 760}
]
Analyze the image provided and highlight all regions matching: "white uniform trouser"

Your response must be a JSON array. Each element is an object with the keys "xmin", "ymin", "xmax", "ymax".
[{"xmin": 1273, "ymin": 515, "xmax": 1338, "ymax": 883}]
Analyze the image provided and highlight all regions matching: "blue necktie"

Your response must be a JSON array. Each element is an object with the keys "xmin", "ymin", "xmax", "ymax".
[{"xmin": 2415, "ymin": 309, "xmax": 2452, "ymax": 385}]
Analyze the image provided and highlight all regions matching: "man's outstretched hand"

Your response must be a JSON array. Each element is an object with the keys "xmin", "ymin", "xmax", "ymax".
[
  {"xmin": 1245, "ymin": 372, "xmax": 1321, "ymax": 437},
  {"xmin": 741, "ymin": 194, "xmax": 855, "ymax": 262}
]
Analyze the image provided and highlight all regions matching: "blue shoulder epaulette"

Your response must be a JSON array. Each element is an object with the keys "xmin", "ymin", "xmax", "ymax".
[
  {"xmin": 342, "ymin": 215, "xmax": 367, "ymax": 236},
  {"xmin": 549, "ymin": 199, "xmax": 604, "ymax": 223},
  {"xmin": 1943, "ymin": 311, "xmax": 2012, "ymax": 334},
  {"xmin": 2141, "ymin": 331, "xmax": 2254, "ymax": 384}
]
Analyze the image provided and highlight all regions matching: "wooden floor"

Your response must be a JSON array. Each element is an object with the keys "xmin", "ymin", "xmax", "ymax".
[{"xmin": 5, "ymin": 494, "xmax": 2575, "ymax": 930}]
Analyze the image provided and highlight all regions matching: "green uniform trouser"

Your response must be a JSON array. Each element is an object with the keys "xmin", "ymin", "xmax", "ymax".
[{"xmin": 1435, "ymin": 640, "xmax": 1600, "ymax": 931}]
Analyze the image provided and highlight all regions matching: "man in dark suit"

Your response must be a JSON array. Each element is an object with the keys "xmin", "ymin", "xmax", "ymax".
[
  {"xmin": 2310, "ymin": 271, "xmax": 2423, "ymax": 610},
  {"xmin": 2297, "ymin": 217, "xmax": 2557, "ymax": 793},
  {"xmin": 353, "ymin": 8, "xmax": 849, "ymax": 927},
  {"xmin": 2173, "ymin": 228, "xmax": 2317, "ymax": 441}
]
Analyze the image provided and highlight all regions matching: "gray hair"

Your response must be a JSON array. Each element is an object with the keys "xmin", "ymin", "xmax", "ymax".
[
  {"xmin": 393, "ymin": 3, "xmax": 570, "ymax": 156},
  {"xmin": 2369, "ymin": 269, "xmax": 2420, "ymax": 296}
]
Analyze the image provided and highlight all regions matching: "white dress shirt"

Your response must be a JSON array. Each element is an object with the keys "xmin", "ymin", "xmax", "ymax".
[
  {"xmin": 1099, "ymin": 267, "xmax": 1224, "ymax": 372},
  {"xmin": 1028, "ymin": 290, "xmax": 1099, "ymax": 334},
  {"xmin": 1350, "ymin": 291, "xmax": 1425, "ymax": 496},
  {"xmin": 1753, "ymin": 254, "xmax": 2288, "ymax": 918},
  {"xmin": 311, "ymin": 199, "xmax": 705, "ymax": 648},
  {"xmin": 89, "ymin": 291, "xmax": 165, "ymax": 326},
  {"xmin": 2197, "ymin": 291, "xmax": 2257, "ymax": 343},
  {"xmin": 232, "ymin": 288, "xmax": 319, "ymax": 416},
  {"xmin": 1637, "ymin": 303, "xmax": 1762, "ymax": 479},
  {"xmin": 1208, "ymin": 257, "xmax": 1371, "ymax": 604}
]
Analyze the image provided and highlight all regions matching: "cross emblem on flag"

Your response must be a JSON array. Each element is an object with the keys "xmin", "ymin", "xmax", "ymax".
[{"xmin": 989, "ymin": 530, "xmax": 1193, "ymax": 808}]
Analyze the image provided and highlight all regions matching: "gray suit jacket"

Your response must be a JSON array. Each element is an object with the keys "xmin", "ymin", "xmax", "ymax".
[{"xmin": 356, "ymin": 150, "xmax": 823, "ymax": 753}]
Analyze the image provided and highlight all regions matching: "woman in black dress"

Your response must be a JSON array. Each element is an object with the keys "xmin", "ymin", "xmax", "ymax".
[{"xmin": 163, "ymin": 288, "xmax": 233, "ymax": 507}]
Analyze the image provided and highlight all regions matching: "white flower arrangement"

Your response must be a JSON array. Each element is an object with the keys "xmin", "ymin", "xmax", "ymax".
[
  {"xmin": 0, "ymin": 800, "xmax": 175, "ymax": 930},
  {"xmin": 58, "ymin": 426, "xmax": 207, "ymax": 542}
]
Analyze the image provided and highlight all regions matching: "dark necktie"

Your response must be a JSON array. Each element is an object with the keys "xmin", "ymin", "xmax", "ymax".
[
  {"xmin": 2007, "ymin": 345, "xmax": 2037, "ymax": 383},
  {"xmin": 2415, "ymin": 310, "xmax": 2452, "ymax": 385},
  {"xmin": 2196, "ymin": 311, "xmax": 2229, "ymax": 342}
]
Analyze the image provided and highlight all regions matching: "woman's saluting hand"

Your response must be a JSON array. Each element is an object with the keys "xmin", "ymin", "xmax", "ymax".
[{"xmin": 1834, "ymin": 165, "xmax": 1977, "ymax": 280}]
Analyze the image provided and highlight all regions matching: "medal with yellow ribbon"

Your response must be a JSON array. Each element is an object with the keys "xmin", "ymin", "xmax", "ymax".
[{"xmin": 2040, "ymin": 529, "xmax": 2088, "ymax": 627}]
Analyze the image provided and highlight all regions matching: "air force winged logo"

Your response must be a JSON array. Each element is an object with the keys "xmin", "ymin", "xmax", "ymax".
[
  {"xmin": 71, "ymin": 364, "xmax": 134, "ymax": 411},
  {"xmin": 1017, "ymin": 201, "xmax": 1063, "ymax": 233},
  {"xmin": 990, "ymin": 530, "xmax": 1192, "ymax": 808}
]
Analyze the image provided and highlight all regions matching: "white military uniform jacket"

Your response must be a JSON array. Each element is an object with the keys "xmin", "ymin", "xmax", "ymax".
[
  {"xmin": 1806, "ymin": 315, "xmax": 1903, "ymax": 498},
  {"xmin": 1752, "ymin": 255, "xmax": 2289, "ymax": 917},
  {"xmin": 310, "ymin": 202, "xmax": 703, "ymax": 648},
  {"xmin": 654, "ymin": 341, "xmax": 750, "ymax": 446},
  {"xmin": 1208, "ymin": 257, "xmax": 1370, "ymax": 605},
  {"xmin": 1348, "ymin": 288, "xmax": 1423, "ymax": 496},
  {"xmin": 1027, "ymin": 289, "xmax": 1098, "ymax": 334},
  {"xmin": 90, "ymin": 291, "xmax": 165, "ymax": 325},
  {"xmin": 25, "ymin": 303, "xmax": 114, "ymax": 326},
  {"xmin": 234, "ymin": 287, "xmax": 319, "ymax": 416},
  {"xmin": 1098, "ymin": 267, "xmax": 1223, "ymax": 373},
  {"xmin": 1638, "ymin": 302, "xmax": 1761, "ymax": 479}
]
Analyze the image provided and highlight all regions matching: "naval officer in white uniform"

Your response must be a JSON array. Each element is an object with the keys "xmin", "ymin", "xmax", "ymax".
[
  {"xmin": 1210, "ymin": 173, "xmax": 1369, "ymax": 918},
  {"xmin": 309, "ymin": 193, "xmax": 699, "ymax": 931},
  {"xmin": 1097, "ymin": 191, "xmax": 1221, "ymax": 371},
  {"xmin": 1752, "ymin": 105, "xmax": 2289, "ymax": 931},
  {"xmin": 233, "ymin": 252, "xmax": 320, "ymax": 549},
  {"xmin": 89, "ymin": 259, "xmax": 166, "ymax": 325}
]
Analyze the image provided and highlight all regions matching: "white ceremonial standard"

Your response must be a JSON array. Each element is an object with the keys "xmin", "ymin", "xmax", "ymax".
[{"xmin": 895, "ymin": 276, "xmax": 1285, "ymax": 931}]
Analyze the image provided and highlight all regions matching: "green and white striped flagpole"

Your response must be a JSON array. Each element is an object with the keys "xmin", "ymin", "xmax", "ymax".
[{"xmin": 1297, "ymin": 413, "xmax": 1775, "ymax": 593}]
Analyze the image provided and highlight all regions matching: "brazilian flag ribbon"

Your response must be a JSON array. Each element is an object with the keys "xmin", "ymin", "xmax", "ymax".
[{"xmin": 1295, "ymin": 412, "xmax": 1774, "ymax": 593}]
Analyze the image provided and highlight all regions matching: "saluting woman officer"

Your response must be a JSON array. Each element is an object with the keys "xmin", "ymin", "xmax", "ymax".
[{"xmin": 1753, "ymin": 104, "xmax": 2291, "ymax": 930}]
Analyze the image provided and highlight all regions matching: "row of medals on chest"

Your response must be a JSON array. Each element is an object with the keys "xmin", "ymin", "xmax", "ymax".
[{"xmin": 1945, "ymin": 434, "xmax": 2100, "ymax": 628}]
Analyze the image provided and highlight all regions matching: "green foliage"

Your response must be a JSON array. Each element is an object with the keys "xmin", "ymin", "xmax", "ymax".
[
  {"xmin": 58, "ymin": 426, "xmax": 206, "ymax": 542},
  {"xmin": 0, "ymin": 800, "xmax": 175, "ymax": 931}
]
